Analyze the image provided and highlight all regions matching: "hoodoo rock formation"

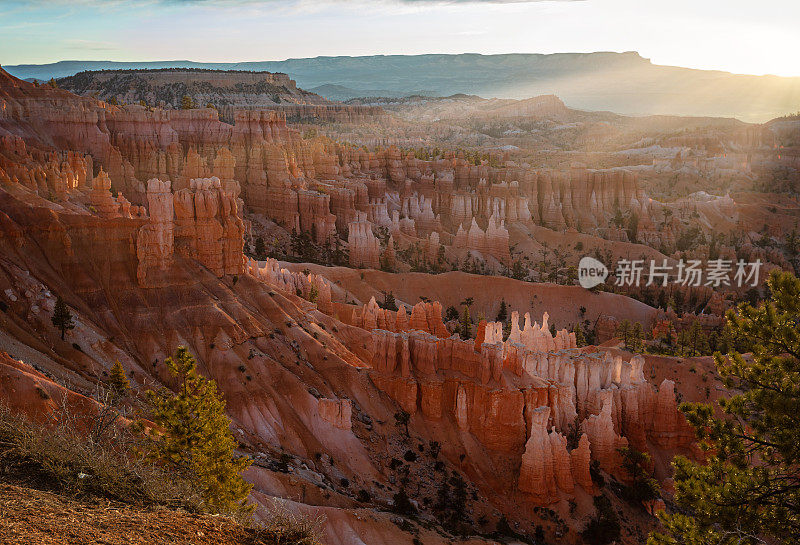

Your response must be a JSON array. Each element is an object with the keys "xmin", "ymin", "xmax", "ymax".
[
  {"xmin": 357, "ymin": 308, "xmax": 692, "ymax": 504},
  {"xmin": 89, "ymin": 169, "xmax": 124, "ymax": 218},
  {"xmin": 518, "ymin": 407, "xmax": 561, "ymax": 503},
  {"xmin": 247, "ymin": 257, "xmax": 333, "ymax": 314},
  {"xmin": 173, "ymin": 177, "xmax": 246, "ymax": 276},
  {"xmin": 0, "ymin": 66, "xmax": 728, "ymax": 543},
  {"xmin": 348, "ymin": 212, "xmax": 381, "ymax": 269},
  {"xmin": 453, "ymin": 214, "xmax": 510, "ymax": 262},
  {"xmin": 0, "ymin": 67, "xmax": 689, "ymax": 278},
  {"xmin": 342, "ymin": 297, "xmax": 449, "ymax": 338},
  {"xmin": 136, "ymin": 176, "xmax": 245, "ymax": 285},
  {"xmin": 136, "ymin": 178, "xmax": 175, "ymax": 286}
]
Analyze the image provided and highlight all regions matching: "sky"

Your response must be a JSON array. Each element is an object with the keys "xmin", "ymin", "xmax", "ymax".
[{"xmin": 1, "ymin": 0, "xmax": 799, "ymax": 77}]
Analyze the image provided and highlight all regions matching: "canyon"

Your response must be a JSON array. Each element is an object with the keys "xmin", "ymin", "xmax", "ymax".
[{"xmin": 0, "ymin": 65, "xmax": 797, "ymax": 545}]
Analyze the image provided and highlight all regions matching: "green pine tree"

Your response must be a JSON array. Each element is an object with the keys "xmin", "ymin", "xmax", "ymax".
[
  {"xmin": 445, "ymin": 305, "xmax": 459, "ymax": 322},
  {"xmin": 460, "ymin": 305, "xmax": 472, "ymax": 340},
  {"xmin": 51, "ymin": 296, "xmax": 75, "ymax": 340},
  {"xmin": 109, "ymin": 360, "xmax": 130, "ymax": 398},
  {"xmin": 583, "ymin": 495, "xmax": 621, "ymax": 545},
  {"xmin": 392, "ymin": 485, "xmax": 416, "ymax": 515},
  {"xmin": 383, "ymin": 291, "xmax": 398, "ymax": 312},
  {"xmin": 143, "ymin": 347, "xmax": 252, "ymax": 515},
  {"xmin": 254, "ymin": 236, "xmax": 266, "ymax": 259},
  {"xmin": 632, "ymin": 322, "xmax": 644, "ymax": 352},
  {"xmin": 574, "ymin": 325, "xmax": 586, "ymax": 347},
  {"xmin": 618, "ymin": 446, "xmax": 660, "ymax": 503},
  {"xmin": 612, "ymin": 207, "xmax": 625, "ymax": 228},
  {"xmin": 496, "ymin": 299, "xmax": 508, "ymax": 322},
  {"xmin": 617, "ymin": 320, "xmax": 631, "ymax": 350},
  {"xmin": 649, "ymin": 270, "xmax": 800, "ymax": 545},
  {"xmin": 785, "ymin": 228, "xmax": 798, "ymax": 258},
  {"xmin": 677, "ymin": 328, "xmax": 690, "ymax": 357},
  {"xmin": 437, "ymin": 244, "xmax": 446, "ymax": 267},
  {"xmin": 180, "ymin": 95, "xmax": 194, "ymax": 110},
  {"xmin": 308, "ymin": 284, "xmax": 319, "ymax": 303},
  {"xmin": 627, "ymin": 211, "xmax": 639, "ymax": 242}
]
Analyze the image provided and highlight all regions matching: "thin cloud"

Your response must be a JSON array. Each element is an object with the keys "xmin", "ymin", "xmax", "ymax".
[{"xmin": 63, "ymin": 39, "xmax": 120, "ymax": 51}]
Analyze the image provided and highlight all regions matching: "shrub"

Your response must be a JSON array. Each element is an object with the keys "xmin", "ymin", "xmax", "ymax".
[
  {"xmin": 0, "ymin": 404, "xmax": 200, "ymax": 510},
  {"xmin": 582, "ymin": 495, "xmax": 621, "ymax": 545},
  {"xmin": 394, "ymin": 409, "xmax": 410, "ymax": 437},
  {"xmin": 357, "ymin": 489, "xmax": 371, "ymax": 503},
  {"xmin": 566, "ymin": 416, "xmax": 581, "ymax": 450},
  {"xmin": 252, "ymin": 500, "xmax": 323, "ymax": 545},
  {"xmin": 392, "ymin": 486, "xmax": 416, "ymax": 516},
  {"xmin": 590, "ymin": 459, "xmax": 605, "ymax": 488},
  {"xmin": 277, "ymin": 452, "xmax": 292, "ymax": 472}
]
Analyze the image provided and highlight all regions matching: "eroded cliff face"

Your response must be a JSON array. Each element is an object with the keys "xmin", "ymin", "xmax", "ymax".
[
  {"xmin": 354, "ymin": 307, "xmax": 693, "ymax": 505},
  {"xmin": 57, "ymin": 68, "xmax": 328, "ymax": 112},
  {"xmin": 57, "ymin": 69, "xmax": 391, "ymax": 126},
  {"xmin": 0, "ymin": 167, "xmax": 693, "ymax": 485},
  {"xmin": 0, "ymin": 68, "xmax": 701, "ymax": 544},
  {"xmin": 1, "ymin": 66, "xmax": 685, "ymax": 274}
]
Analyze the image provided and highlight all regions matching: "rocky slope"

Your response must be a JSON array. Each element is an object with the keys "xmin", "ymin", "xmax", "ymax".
[{"xmin": 278, "ymin": 265, "xmax": 659, "ymax": 331}]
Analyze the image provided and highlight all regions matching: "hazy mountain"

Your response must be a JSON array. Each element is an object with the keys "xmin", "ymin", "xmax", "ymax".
[
  {"xmin": 306, "ymin": 83, "xmax": 438, "ymax": 101},
  {"xmin": 5, "ymin": 52, "xmax": 800, "ymax": 121}
]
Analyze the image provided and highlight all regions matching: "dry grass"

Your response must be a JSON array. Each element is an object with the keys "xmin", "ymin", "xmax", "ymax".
[
  {"xmin": 0, "ymin": 482, "xmax": 303, "ymax": 545},
  {"xmin": 0, "ymin": 404, "xmax": 322, "ymax": 545},
  {"xmin": 0, "ymin": 403, "xmax": 201, "ymax": 510}
]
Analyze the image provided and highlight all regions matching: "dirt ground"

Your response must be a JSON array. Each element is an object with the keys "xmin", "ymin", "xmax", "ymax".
[{"xmin": 0, "ymin": 483, "xmax": 264, "ymax": 545}]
